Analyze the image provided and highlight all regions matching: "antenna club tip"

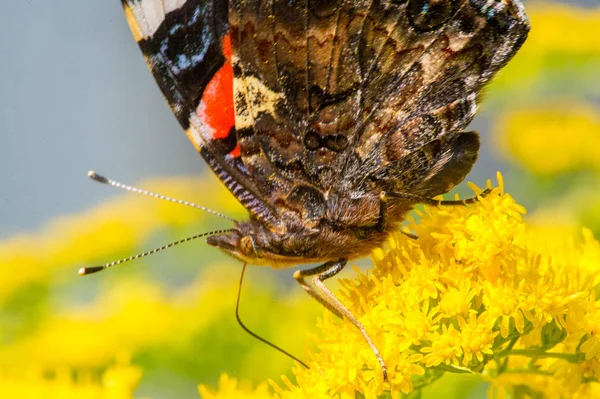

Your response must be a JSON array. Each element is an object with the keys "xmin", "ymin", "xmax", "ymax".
[
  {"xmin": 88, "ymin": 171, "xmax": 109, "ymax": 184},
  {"xmin": 79, "ymin": 266, "xmax": 104, "ymax": 275}
]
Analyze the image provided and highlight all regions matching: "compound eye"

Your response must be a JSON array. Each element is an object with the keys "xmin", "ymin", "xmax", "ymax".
[{"xmin": 240, "ymin": 235, "xmax": 262, "ymax": 258}]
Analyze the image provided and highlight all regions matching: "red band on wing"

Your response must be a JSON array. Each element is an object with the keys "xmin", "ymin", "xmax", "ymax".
[
  {"xmin": 198, "ymin": 64, "xmax": 234, "ymax": 139},
  {"xmin": 196, "ymin": 34, "xmax": 235, "ymax": 142}
]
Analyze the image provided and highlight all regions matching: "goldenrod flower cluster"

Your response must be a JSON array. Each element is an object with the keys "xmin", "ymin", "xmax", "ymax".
[
  {"xmin": 4, "ymin": 173, "xmax": 597, "ymax": 398},
  {"xmin": 201, "ymin": 174, "xmax": 600, "ymax": 399}
]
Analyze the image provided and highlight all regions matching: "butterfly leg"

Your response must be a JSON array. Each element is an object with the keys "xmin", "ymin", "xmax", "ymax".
[
  {"xmin": 420, "ymin": 188, "xmax": 493, "ymax": 207},
  {"xmin": 400, "ymin": 230, "xmax": 419, "ymax": 240},
  {"xmin": 378, "ymin": 192, "xmax": 419, "ymax": 238},
  {"xmin": 377, "ymin": 191, "xmax": 389, "ymax": 232},
  {"xmin": 293, "ymin": 259, "xmax": 388, "ymax": 381},
  {"xmin": 384, "ymin": 188, "xmax": 492, "ymax": 207},
  {"xmin": 377, "ymin": 191, "xmax": 419, "ymax": 236},
  {"xmin": 293, "ymin": 260, "xmax": 345, "ymax": 319}
]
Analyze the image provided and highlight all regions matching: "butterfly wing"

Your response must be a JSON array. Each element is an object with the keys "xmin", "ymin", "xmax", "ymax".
[
  {"xmin": 122, "ymin": 0, "xmax": 529, "ymax": 228},
  {"xmin": 121, "ymin": 0, "xmax": 281, "ymax": 230},
  {"xmin": 343, "ymin": 0, "xmax": 531, "ymax": 198},
  {"xmin": 228, "ymin": 0, "xmax": 529, "ymax": 204}
]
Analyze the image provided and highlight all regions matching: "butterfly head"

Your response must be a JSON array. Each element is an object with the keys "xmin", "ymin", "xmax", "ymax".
[
  {"xmin": 206, "ymin": 219, "xmax": 313, "ymax": 268},
  {"xmin": 206, "ymin": 220, "xmax": 267, "ymax": 264}
]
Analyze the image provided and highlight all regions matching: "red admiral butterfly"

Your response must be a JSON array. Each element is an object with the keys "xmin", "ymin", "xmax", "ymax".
[{"xmin": 88, "ymin": 0, "xmax": 529, "ymax": 380}]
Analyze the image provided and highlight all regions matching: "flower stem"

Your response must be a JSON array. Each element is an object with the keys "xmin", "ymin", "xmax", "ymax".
[
  {"xmin": 507, "ymin": 349, "xmax": 585, "ymax": 363},
  {"xmin": 502, "ymin": 368, "xmax": 554, "ymax": 376}
]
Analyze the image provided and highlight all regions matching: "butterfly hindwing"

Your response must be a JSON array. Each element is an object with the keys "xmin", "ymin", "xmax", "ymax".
[{"xmin": 348, "ymin": 0, "xmax": 529, "ymax": 197}]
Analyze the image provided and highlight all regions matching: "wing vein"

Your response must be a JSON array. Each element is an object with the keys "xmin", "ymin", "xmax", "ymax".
[
  {"xmin": 324, "ymin": 1, "xmax": 344, "ymax": 97},
  {"xmin": 304, "ymin": 0, "xmax": 310, "ymax": 120}
]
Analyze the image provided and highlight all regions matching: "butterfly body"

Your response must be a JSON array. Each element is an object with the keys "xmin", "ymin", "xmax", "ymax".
[{"xmin": 206, "ymin": 193, "xmax": 412, "ymax": 268}]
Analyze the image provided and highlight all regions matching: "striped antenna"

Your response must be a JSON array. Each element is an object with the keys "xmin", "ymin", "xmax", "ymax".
[
  {"xmin": 88, "ymin": 171, "xmax": 235, "ymax": 222},
  {"xmin": 78, "ymin": 229, "xmax": 235, "ymax": 276}
]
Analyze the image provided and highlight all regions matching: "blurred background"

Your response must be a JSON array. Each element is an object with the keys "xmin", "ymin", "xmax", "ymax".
[{"xmin": 0, "ymin": 0, "xmax": 598, "ymax": 398}]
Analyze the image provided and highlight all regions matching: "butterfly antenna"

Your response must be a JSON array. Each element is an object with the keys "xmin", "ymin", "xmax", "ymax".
[
  {"xmin": 236, "ymin": 263, "xmax": 309, "ymax": 370},
  {"xmin": 88, "ymin": 171, "xmax": 235, "ymax": 222},
  {"xmin": 78, "ymin": 229, "xmax": 235, "ymax": 276}
]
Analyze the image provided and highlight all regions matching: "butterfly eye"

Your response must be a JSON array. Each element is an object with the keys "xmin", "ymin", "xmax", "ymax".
[{"xmin": 240, "ymin": 235, "xmax": 262, "ymax": 258}]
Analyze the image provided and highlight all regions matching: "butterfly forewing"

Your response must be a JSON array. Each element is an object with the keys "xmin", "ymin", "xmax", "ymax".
[{"xmin": 121, "ymin": 0, "xmax": 282, "ymax": 230}]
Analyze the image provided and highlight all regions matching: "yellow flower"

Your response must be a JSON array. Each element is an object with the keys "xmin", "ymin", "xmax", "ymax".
[
  {"xmin": 481, "ymin": 279, "xmax": 527, "ymax": 338},
  {"xmin": 458, "ymin": 314, "xmax": 497, "ymax": 366},
  {"xmin": 439, "ymin": 280, "xmax": 475, "ymax": 318},
  {"xmin": 0, "ymin": 357, "xmax": 141, "ymax": 399},
  {"xmin": 496, "ymin": 104, "xmax": 600, "ymax": 175},
  {"xmin": 199, "ymin": 374, "xmax": 272, "ymax": 399},
  {"xmin": 421, "ymin": 324, "xmax": 463, "ymax": 367},
  {"xmin": 203, "ymin": 173, "xmax": 600, "ymax": 398},
  {"xmin": 580, "ymin": 309, "xmax": 600, "ymax": 361}
]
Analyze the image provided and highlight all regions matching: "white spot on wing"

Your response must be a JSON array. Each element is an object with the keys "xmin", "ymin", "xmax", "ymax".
[
  {"xmin": 233, "ymin": 75, "xmax": 283, "ymax": 130},
  {"xmin": 127, "ymin": 0, "xmax": 187, "ymax": 39},
  {"xmin": 186, "ymin": 107, "xmax": 222, "ymax": 153},
  {"xmin": 164, "ymin": 0, "xmax": 187, "ymax": 13},
  {"xmin": 193, "ymin": 102, "xmax": 216, "ymax": 142}
]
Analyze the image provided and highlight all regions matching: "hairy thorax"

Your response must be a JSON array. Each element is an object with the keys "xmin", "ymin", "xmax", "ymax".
[{"xmin": 206, "ymin": 193, "xmax": 414, "ymax": 268}]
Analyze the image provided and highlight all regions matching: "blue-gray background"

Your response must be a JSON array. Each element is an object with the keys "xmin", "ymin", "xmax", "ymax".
[{"xmin": 0, "ymin": 0, "xmax": 595, "ymax": 237}]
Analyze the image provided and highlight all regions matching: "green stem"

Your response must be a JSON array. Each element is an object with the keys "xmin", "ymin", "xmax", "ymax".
[
  {"xmin": 507, "ymin": 349, "xmax": 585, "ymax": 363},
  {"xmin": 501, "ymin": 368, "xmax": 554, "ymax": 376},
  {"xmin": 412, "ymin": 371, "xmax": 445, "ymax": 390},
  {"xmin": 431, "ymin": 364, "xmax": 473, "ymax": 374},
  {"xmin": 496, "ymin": 336, "xmax": 520, "ymax": 358},
  {"xmin": 582, "ymin": 376, "xmax": 599, "ymax": 384}
]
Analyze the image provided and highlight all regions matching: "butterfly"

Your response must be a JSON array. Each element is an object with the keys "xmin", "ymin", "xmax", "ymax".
[{"xmin": 112, "ymin": 0, "xmax": 529, "ymax": 380}]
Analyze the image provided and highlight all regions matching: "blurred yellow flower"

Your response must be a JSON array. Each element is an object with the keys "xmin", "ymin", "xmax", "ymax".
[
  {"xmin": 525, "ymin": 3, "xmax": 600, "ymax": 54},
  {"xmin": 491, "ymin": 3, "xmax": 600, "ymax": 93},
  {"xmin": 2, "ymin": 171, "xmax": 598, "ymax": 397},
  {"xmin": 204, "ymin": 173, "xmax": 600, "ymax": 398},
  {"xmin": 199, "ymin": 374, "xmax": 272, "ymax": 399},
  {"xmin": 496, "ymin": 104, "xmax": 600, "ymax": 175},
  {"xmin": 0, "ymin": 356, "xmax": 141, "ymax": 399}
]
